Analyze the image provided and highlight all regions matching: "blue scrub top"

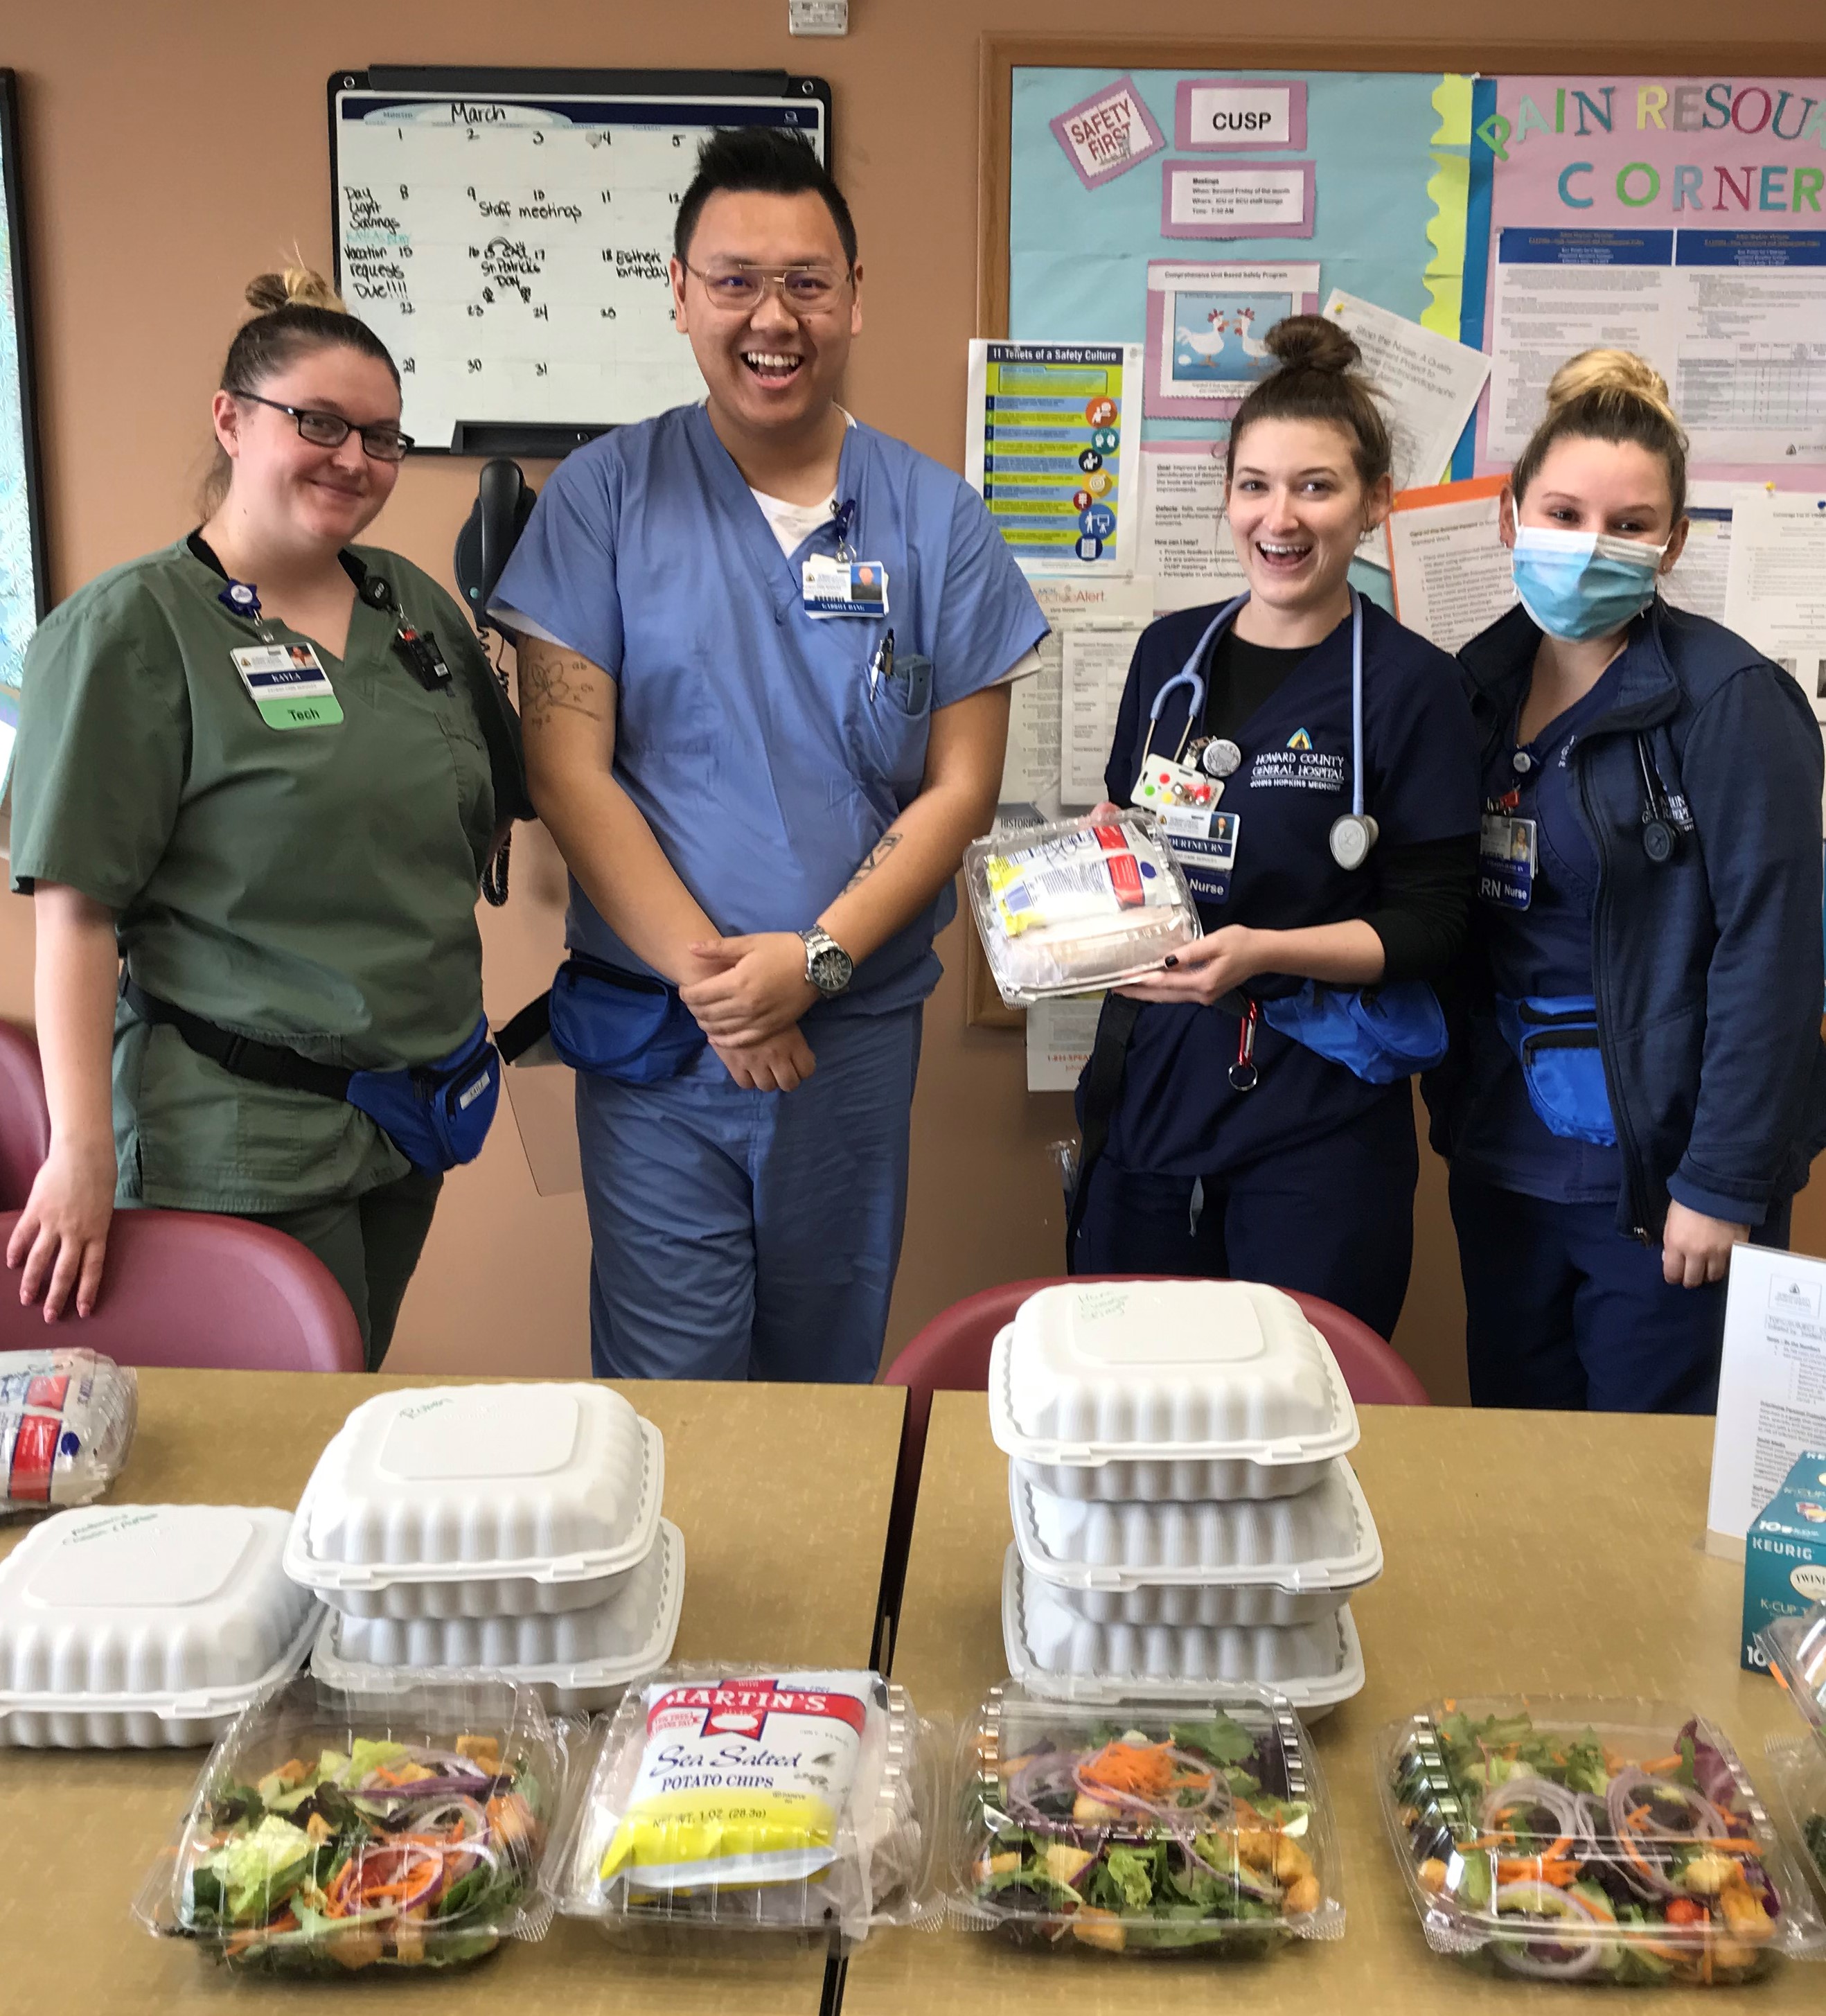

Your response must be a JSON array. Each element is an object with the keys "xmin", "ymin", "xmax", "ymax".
[
  {"xmin": 1452, "ymin": 664, "xmax": 1626, "ymax": 1204},
  {"xmin": 1092, "ymin": 596, "xmax": 1480, "ymax": 1176},
  {"xmin": 493, "ymin": 403, "xmax": 1047, "ymax": 1014}
]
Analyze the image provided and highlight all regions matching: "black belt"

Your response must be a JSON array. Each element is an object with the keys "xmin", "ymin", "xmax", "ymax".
[
  {"xmin": 1063, "ymin": 984, "xmax": 1250, "ymax": 1272},
  {"xmin": 122, "ymin": 978, "xmax": 355, "ymax": 1101}
]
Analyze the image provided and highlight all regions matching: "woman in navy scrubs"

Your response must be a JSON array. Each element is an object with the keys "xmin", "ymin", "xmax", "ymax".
[
  {"xmin": 1430, "ymin": 349, "xmax": 1826, "ymax": 1411},
  {"xmin": 1070, "ymin": 317, "xmax": 1480, "ymax": 1339}
]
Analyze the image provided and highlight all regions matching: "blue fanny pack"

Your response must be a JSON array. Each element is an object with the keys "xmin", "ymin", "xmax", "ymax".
[
  {"xmin": 1261, "ymin": 980, "xmax": 1448, "ymax": 1085},
  {"xmin": 121, "ymin": 979, "xmax": 500, "ymax": 1174},
  {"xmin": 544, "ymin": 954, "xmax": 707, "ymax": 1084},
  {"xmin": 1494, "ymin": 993, "xmax": 1617, "ymax": 1145},
  {"xmin": 343, "ymin": 1020, "xmax": 501, "ymax": 1171}
]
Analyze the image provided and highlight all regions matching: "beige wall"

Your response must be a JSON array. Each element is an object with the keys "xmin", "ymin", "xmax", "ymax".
[{"xmin": 3, "ymin": 6, "xmax": 1823, "ymax": 1401}]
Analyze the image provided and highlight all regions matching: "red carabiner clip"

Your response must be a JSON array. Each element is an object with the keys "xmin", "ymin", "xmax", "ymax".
[{"xmin": 1229, "ymin": 998, "xmax": 1259, "ymax": 1093}]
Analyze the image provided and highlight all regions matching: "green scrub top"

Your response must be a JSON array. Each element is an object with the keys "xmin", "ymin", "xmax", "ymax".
[{"xmin": 8, "ymin": 537, "xmax": 501, "ymax": 1212}]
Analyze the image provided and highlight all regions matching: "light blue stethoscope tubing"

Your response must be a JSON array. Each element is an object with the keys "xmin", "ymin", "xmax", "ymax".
[{"xmin": 1141, "ymin": 588, "xmax": 1374, "ymax": 866}]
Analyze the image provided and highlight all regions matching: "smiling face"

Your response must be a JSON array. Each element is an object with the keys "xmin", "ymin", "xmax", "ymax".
[
  {"xmin": 670, "ymin": 188, "xmax": 860, "ymax": 438},
  {"xmin": 1225, "ymin": 416, "xmax": 1390, "ymax": 624},
  {"xmin": 1501, "ymin": 433, "xmax": 1688, "ymax": 569},
  {"xmin": 211, "ymin": 345, "xmax": 402, "ymax": 555}
]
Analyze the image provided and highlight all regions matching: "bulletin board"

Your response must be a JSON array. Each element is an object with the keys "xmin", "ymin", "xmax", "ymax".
[
  {"xmin": 329, "ymin": 67, "xmax": 831, "ymax": 457},
  {"xmin": 987, "ymin": 39, "xmax": 1826, "ymax": 490},
  {"xmin": 967, "ymin": 38, "xmax": 1826, "ymax": 1048}
]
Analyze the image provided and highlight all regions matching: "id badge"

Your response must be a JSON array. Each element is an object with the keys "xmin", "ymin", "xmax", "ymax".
[
  {"xmin": 1479, "ymin": 812, "xmax": 1536, "ymax": 909},
  {"xmin": 802, "ymin": 554, "xmax": 890, "ymax": 618},
  {"xmin": 1169, "ymin": 811, "xmax": 1240, "ymax": 905},
  {"xmin": 1131, "ymin": 756, "xmax": 1222, "ymax": 820},
  {"xmin": 231, "ymin": 644, "xmax": 344, "ymax": 730}
]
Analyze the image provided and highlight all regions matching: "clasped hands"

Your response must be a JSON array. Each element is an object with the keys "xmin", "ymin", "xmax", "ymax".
[{"xmin": 682, "ymin": 931, "xmax": 821, "ymax": 1093}]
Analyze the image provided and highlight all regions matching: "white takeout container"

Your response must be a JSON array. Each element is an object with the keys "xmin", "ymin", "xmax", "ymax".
[
  {"xmin": 1002, "ymin": 1545, "xmax": 1366, "ymax": 1715},
  {"xmin": 0, "ymin": 1504, "xmax": 321, "ymax": 1747},
  {"xmin": 284, "ymin": 1383, "xmax": 664, "ymax": 1618},
  {"xmin": 1010, "ymin": 1456, "xmax": 1381, "ymax": 1629},
  {"xmin": 312, "ymin": 1519, "xmax": 686, "ymax": 1713},
  {"xmin": 990, "ymin": 1280, "xmax": 1358, "ymax": 1501}
]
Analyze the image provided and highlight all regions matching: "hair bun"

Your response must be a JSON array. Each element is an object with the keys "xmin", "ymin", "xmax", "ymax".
[
  {"xmin": 1545, "ymin": 347, "xmax": 1676, "ymax": 424},
  {"xmin": 245, "ymin": 265, "xmax": 346, "ymax": 317},
  {"xmin": 1263, "ymin": 313, "xmax": 1361, "ymax": 376}
]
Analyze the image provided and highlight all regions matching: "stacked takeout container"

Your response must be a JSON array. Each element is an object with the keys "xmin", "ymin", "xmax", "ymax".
[
  {"xmin": 287, "ymin": 1382, "xmax": 682, "ymax": 1712},
  {"xmin": 993, "ymin": 1279, "xmax": 1376, "ymax": 1717}
]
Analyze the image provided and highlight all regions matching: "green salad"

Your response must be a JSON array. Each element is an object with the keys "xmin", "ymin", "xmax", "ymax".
[
  {"xmin": 177, "ymin": 1728, "xmax": 546, "ymax": 1972},
  {"xmin": 965, "ymin": 1710, "xmax": 1327, "ymax": 1958}
]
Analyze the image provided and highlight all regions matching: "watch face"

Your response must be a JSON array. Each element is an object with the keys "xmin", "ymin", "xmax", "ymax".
[{"xmin": 811, "ymin": 944, "xmax": 854, "ymax": 993}]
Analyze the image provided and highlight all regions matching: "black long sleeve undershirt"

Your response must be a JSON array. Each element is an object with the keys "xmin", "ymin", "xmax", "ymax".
[{"xmin": 1197, "ymin": 627, "xmax": 1476, "ymax": 986}]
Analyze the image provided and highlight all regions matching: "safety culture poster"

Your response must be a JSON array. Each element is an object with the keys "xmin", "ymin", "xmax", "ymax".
[{"xmin": 980, "ymin": 67, "xmax": 1826, "ymax": 1089}]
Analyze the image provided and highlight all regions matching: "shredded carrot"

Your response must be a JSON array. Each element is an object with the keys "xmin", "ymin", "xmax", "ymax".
[{"xmin": 1639, "ymin": 1753, "xmax": 1684, "ymax": 1774}]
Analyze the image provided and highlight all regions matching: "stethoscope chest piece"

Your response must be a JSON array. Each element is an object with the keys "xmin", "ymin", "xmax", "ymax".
[
  {"xmin": 1640, "ymin": 813, "xmax": 1677, "ymax": 864},
  {"xmin": 1329, "ymin": 811, "xmax": 1379, "ymax": 872}
]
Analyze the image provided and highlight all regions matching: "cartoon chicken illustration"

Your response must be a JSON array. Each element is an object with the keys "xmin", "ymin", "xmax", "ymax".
[
  {"xmin": 1176, "ymin": 309, "xmax": 1229, "ymax": 361},
  {"xmin": 1232, "ymin": 306, "xmax": 1275, "ymax": 361}
]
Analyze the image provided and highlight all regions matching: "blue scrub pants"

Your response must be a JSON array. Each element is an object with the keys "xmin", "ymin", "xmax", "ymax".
[
  {"xmin": 1450, "ymin": 1173, "xmax": 1793, "ymax": 1413},
  {"xmin": 1072, "ymin": 1088, "xmax": 1419, "ymax": 1341},
  {"xmin": 576, "ymin": 1005, "xmax": 922, "ymax": 1382}
]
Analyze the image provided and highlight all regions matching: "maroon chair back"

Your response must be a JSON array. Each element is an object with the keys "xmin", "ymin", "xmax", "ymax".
[
  {"xmin": 0, "ymin": 1207, "xmax": 364, "ymax": 1371},
  {"xmin": 0, "ymin": 1020, "xmax": 51, "ymax": 1211},
  {"xmin": 879, "ymin": 1273, "xmax": 1428, "ymax": 1637}
]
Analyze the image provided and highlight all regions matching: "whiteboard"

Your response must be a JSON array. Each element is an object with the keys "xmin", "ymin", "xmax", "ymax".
[{"xmin": 329, "ymin": 69, "xmax": 831, "ymax": 454}]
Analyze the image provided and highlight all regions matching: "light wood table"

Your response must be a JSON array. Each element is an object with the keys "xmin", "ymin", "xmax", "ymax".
[
  {"xmin": 0, "ymin": 1370, "xmax": 905, "ymax": 2016},
  {"xmin": 841, "ymin": 1395, "xmax": 1821, "ymax": 2015}
]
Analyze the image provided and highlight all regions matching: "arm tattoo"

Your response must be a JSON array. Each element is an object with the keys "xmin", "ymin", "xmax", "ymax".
[
  {"xmin": 841, "ymin": 831, "xmax": 902, "ymax": 894},
  {"xmin": 517, "ymin": 644, "xmax": 608, "ymax": 727}
]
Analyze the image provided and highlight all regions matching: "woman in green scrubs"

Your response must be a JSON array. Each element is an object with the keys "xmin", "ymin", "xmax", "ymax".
[{"xmin": 6, "ymin": 269, "xmax": 524, "ymax": 1365}]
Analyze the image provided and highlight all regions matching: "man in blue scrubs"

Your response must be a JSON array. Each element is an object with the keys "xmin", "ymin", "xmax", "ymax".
[{"xmin": 494, "ymin": 128, "xmax": 1047, "ymax": 1381}]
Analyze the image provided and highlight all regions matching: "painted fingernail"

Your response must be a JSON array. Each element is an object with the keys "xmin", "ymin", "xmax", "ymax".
[{"xmin": 1164, "ymin": 955, "xmax": 1179, "ymax": 968}]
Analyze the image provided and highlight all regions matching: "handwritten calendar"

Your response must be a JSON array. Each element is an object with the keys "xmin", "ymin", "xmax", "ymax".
[{"xmin": 330, "ymin": 73, "xmax": 830, "ymax": 452}]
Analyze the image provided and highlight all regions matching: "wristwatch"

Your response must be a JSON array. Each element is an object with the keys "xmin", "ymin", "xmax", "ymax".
[{"xmin": 798, "ymin": 926, "xmax": 855, "ymax": 998}]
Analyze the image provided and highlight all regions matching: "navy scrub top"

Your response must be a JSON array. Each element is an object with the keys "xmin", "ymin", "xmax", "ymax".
[
  {"xmin": 1451, "ymin": 664, "xmax": 1627, "ymax": 1204},
  {"xmin": 1091, "ymin": 594, "xmax": 1480, "ymax": 1176}
]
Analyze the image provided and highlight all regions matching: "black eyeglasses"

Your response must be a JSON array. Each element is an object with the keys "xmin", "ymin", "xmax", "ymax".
[{"xmin": 229, "ymin": 389, "xmax": 414, "ymax": 461}]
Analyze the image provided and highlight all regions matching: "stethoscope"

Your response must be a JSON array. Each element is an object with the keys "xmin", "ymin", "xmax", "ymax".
[
  {"xmin": 1138, "ymin": 587, "xmax": 1377, "ymax": 871},
  {"xmin": 1634, "ymin": 732, "xmax": 1691, "ymax": 864}
]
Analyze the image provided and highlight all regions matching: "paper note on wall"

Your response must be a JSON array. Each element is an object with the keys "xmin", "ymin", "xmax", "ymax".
[
  {"xmin": 1026, "ymin": 995, "xmax": 1104, "ymax": 1092},
  {"xmin": 1707, "ymin": 1245, "xmax": 1826, "ymax": 1544},
  {"xmin": 1323, "ymin": 288, "xmax": 1490, "ymax": 495},
  {"xmin": 966, "ymin": 340, "xmax": 1142, "ymax": 575},
  {"xmin": 1137, "ymin": 443, "xmax": 1246, "ymax": 612},
  {"xmin": 1002, "ymin": 576, "xmax": 1156, "ymax": 814},
  {"xmin": 1657, "ymin": 482, "xmax": 1743, "ymax": 626},
  {"xmin": 1723, "ymin": 490, "xmax": 1826, "ymax": 725},
  {"xmin": 1061, "ymin": 625, "xmax": 1148, "ymax": 804},
  {"xmin": 1385, "ymin": 477, "xmax": 1518, "ymax": 654}
]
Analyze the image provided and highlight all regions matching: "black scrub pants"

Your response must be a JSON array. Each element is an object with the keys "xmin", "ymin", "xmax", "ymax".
[
  {"xmin": 253, "ymin": 1167, "xmax": 444, "ymax": 1371},
  {"xmin": 1072, "ymin": 1086, "xmax": 1419, "ymax": 1341}
]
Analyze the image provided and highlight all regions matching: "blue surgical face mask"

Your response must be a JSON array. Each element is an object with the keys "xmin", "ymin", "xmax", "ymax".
[{"xmin": 1511, "ymin": 524, "xmax": 1667, "ymax": 641}]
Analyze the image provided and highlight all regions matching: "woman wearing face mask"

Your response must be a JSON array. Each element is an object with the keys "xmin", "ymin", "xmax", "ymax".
[
  {"xmin": 1069, "ymin": 317, "xmax": 1480, "ymax": 1338},
  {"xmin": 1429, "ymin": 349, "xmax": 1826, "ymax": 1411},
  {"xmin": 6, "ymin": 268, "xmax": 527, "ymax": 1365}
]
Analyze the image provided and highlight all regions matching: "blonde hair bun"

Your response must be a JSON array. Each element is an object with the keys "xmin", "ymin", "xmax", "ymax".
[
  {"xmin": 1264, "ymin": 313, "xmax": 1362, "ymax": 377},
  {"xmin": 245, "ymin": 265, "xmax": 346, "ymax": 317},
  {"xmin": 1545, "ymin": 348, "xmax": 1676, "ymax": 425}
]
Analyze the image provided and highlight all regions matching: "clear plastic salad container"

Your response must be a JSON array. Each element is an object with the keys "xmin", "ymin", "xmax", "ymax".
[
  {"xmin": 953, "ymin": 1679, "xmax": 1343, "ymax": 1957},
  {"xmin": 1010, "ymin": 1457, "xmax": 1380, "ymax": 1628},
  {"xmin": 991, "ymin": 1281, "xmax": 1359, "ymax": 1503},
  {"xmin": 1762, "ymin": 1604, "xmax": 1826, "ymax": 1749},
  {"xmin": 284, "ymin": 1382, "xmax": 664, "ymax": 1618},
  {"xmin": 0, "ymin": 1346, "xmax": 137, "ymax": 1514},
  {"xmin": 134, "ymin": 1675, "xmax": 566, "ymax": 1973},
  {"xmin": 1378, "ymin": 1696, "xmax": 1825, "ymax": 1986},
  {"xmin": 312, "ymin": 1519, "xmax": 684, "ymax": 1713},
  {"xmin": 1762, "ymin": 1733, "xmax": 1826, "ymax": 1912},
  {"xmin": 1003, "ymin": 1547, "xmax": 1365, "ymax": 1715},
  {"xmin": 0, "ymin": 1504, "xmax": 320, "ymax": 1748},
  {"xmin": 548, "ymin": 1666, "xmax": 941, "ymax": 1949},
  {"xmin": 964, "ymin": 811, "xmax": 1202, "ymax": 1006}
]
